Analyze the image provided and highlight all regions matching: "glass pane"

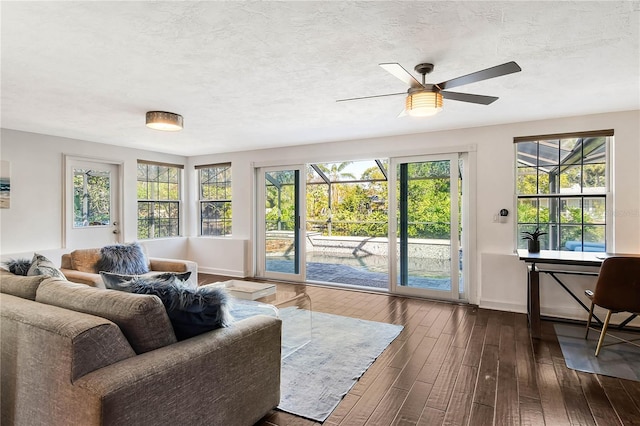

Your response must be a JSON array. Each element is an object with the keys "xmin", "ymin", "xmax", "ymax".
[
  {"xmin": 398, "ymin": 160, "xmax": 452, "ymax": 292},
  {"xmin": 517, "ymin": 198, "xmax": 538, "ymax": 224},
  {"xmin": 538, "ymin": 140, "xmax": 560, "ymax": 167},
  {"xmin": 73, "ymin": 169, "xmax": 110, "ymax": 227},
  {"xmin": 538, "ymin": 169, "xmax": 551, "ymax": 194},
  {"xmin": 265, "ymin": 170, "xmax": 298, "ymax": 275},
  {"xmin": 583, "ymin": 225, "xmax": 606, "ymax": 251},
  {"xmin": 560, "ymin": 198, "xmax": 582, "ymax": 224},
  {"xmin": 584, "ymin": 197, "xmax": 605, "ymax": 224},
  {"xmin": 560, "ymin": 163, "xmax": 581, "ymax": 193},
  {"xmin": 516, "ymin": 166, "xmax": 537, "ymax": 195},
  {"xmin": 559, "ymin": 138, "xmax": 580, "ymax": 162},
  {"xmin": 560, "ymin": 225, "xmax": 582, "ymax": 251},
  {"xmin": 201, "ymin": 201, "xmax": 232, "ymax": 236},
  {"xmin": 516, "ymin": 141, "xmax": 539, "ymax": 168},
  {"xmin": 540, "ymin": 198, "xmax": 556, "ymax": 224}
]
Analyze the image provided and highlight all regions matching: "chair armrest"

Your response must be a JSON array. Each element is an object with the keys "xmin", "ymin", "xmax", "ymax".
[
  {"xmin": 60, "ymin": 269, "xmax": 105, "ymax": 288},
  {"xmin": 72, "ymin": 315, "xmax": 281, "ymax": 426},
  {"xmin": 148, "ymin": 258, "xmax": 198, "ymax": 287}
]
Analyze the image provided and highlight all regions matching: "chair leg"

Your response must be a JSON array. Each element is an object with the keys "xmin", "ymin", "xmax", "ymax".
[
  {"xmin": 585, "ymin": 301, "xmax": 594, "ymax": 339},
  {"xmin": 595, "ymin": 310, "xmax": 612, "ymax": 357}
]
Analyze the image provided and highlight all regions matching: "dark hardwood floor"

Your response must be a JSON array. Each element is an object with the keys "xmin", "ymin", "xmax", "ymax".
[{"xmin": 199, "ymin": 274, "xmax": 640, "ymax": 426}]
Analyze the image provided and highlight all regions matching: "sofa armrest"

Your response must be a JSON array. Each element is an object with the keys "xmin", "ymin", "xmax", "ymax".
[
  {"xmin": 72, "ymin": 315, "xmax": 281, "ymax": 426},
  {"xmin": 60, "ymin": 269, "xmax": 105, "ymax": 288},
  {"xmin": 148, "ymin": 257, "xmax": 198, "ymax": 287}
]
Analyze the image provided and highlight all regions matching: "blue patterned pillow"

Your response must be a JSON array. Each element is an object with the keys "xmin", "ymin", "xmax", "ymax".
[
  {"xmin": 96, "ymin": 242, "xmax": 149, "ymax": 275},
  {"xmin": 27, "ymin": 253, "xmax": 66, "ymax": 279}
]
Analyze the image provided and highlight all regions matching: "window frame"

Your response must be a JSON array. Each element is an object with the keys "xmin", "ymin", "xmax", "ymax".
[
  {"xmin": 136, "ymin": 160, "xmax": 183, "ymax": 239},
  {"xmin": 197, "ymin": 163, "xmax": 232, "ymax": 237},
  {"xmin": 514, "ymin": 130, "xmax": 612, "ymax": 252}
]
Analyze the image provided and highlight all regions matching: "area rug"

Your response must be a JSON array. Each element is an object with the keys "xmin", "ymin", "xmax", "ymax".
[
  {"xmin": 277, "ymin": 307, "xmax": 403, "ymax": 422},
  {"xmin": 554, "ymin": 323, "xmax": 640, "ymax": 382}
]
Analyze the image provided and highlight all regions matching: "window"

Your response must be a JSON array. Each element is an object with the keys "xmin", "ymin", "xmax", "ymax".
[
  {"xmin": 73, "ymin": 168, "xmax": 110, "ymax": 227},
  {"xmin": 198, "ymin": 163, "xmax": 232, "ymax": 236},
  {"xmin": 137, "ymin": 161, "xmax": 182, "ymax": 239},
  {"xmin": 515, "ymin": 130, "xmax": 611, "ymax": 252}
]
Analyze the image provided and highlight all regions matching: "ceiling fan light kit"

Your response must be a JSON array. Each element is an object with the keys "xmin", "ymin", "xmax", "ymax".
[
  {"xmin": 145, "ymin": 111, "xmax": 183, "ymax": 131},
  {"xmin": 405, "ymin": 91, "xmax": 443, "ymax": 117}
]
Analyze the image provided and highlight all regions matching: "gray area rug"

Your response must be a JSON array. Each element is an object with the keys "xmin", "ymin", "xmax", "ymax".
[
  {"xmin": 277, "ymin": 307, "xmax": 404, "ymax": 422},
  {"xmin": 554, "ymin": 323, "xmax": 640, "ymax": 382}
]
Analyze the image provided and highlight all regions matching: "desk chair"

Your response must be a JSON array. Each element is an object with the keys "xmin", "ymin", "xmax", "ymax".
[{"xmin": 585, "ymin": 257, "xmax": 640, "ymax": 356}]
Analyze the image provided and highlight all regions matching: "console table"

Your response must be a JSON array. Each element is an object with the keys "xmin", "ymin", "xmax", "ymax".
[
  {"xmin": 518, "ymin": 250, "xmax": 606, "ymax": 339},
  {"xmin": 518, "ymin": 250, "xmax": 640, "ymax": 339}
]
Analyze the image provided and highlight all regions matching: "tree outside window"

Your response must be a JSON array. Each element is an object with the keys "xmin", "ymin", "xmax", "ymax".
[
  {"xmin": 137, "ymin": 161, "xmax": 181, "ymax": 239},
  {"xmin": 198, "ymin": 163, "xmax": 232, "ymax": 236},
  {"xmin": 515, "ymin": 132, "xmax": 610, "ymax": 251}
]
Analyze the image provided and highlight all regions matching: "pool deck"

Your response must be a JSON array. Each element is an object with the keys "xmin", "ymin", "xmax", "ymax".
[{"xmin": 266, "ymin": 259, "xmax": 452, "ymax": 291}]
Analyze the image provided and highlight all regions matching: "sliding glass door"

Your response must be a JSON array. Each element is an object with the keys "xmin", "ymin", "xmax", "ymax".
[
  {"xmin": 389, "ymin": 154, "xmax": 463, "ymax": 301},
  {"xmin": 256, "ymin": 165, "xmax": 306, "ymax": 282}
]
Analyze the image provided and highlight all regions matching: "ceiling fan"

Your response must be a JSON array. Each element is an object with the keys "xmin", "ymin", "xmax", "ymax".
[{"xmin": 337, "ymin": 61, "xmax": 522, "ymax": 117}]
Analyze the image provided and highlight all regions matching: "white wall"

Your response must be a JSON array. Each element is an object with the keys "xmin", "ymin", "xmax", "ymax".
[
  {"xmin": 2, "ymin": 110, "xmax": 639, "ymax": 318},
  {"xmin": 0, "ymin": 129, "xmax": 187, "ymax": 256}
]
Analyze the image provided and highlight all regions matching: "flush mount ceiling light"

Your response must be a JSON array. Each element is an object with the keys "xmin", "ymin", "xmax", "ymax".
[{"xmin": 145, "ymin": 111, "xmax": 183, "ymax": 131}]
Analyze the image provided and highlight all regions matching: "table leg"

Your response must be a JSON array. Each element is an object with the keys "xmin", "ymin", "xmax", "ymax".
[{"xmin": 528, "ymin": 264, "xmax": 541, "ymax": 339}]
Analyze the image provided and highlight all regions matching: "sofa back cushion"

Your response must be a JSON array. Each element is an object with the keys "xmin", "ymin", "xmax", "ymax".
[
  {"xmin": 1, "ymin": 293, "xmax": 135, "ymax": 379},
  {"xmin": 69, "ymin": 248, "xmax": 102, "ymax": 273},
  {"xmin": 1, "ymin": 293, "xmax": 135, "ymax": 425},
  {"xmin": 36, "ymin": 280, "xmax": 177, "ymax": 353},
  {"xmin": 0, "ymin": 269, "xmax": 50, "ymax": 300}
]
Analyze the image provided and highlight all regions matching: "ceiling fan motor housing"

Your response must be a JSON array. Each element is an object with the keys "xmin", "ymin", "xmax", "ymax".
[{"xmin": 414, "ymin": 63, "xmax": 434, "ymax": 75}]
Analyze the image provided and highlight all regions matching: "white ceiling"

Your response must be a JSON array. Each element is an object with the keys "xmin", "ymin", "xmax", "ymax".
[{"xmin": 2, "ymin": 1, "xmax": 639, "ymax": 156}]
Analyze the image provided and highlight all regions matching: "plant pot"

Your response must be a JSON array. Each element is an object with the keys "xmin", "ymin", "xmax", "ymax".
[{"xmin": 528, "ymin": 240, "xmax": 540, "ymax": 253}]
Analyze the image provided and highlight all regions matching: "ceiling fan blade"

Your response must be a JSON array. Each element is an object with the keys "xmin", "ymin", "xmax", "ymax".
[
  {"xmin": 441, "ymin": 91, "xmax": 499, "ymax": 105},
  {"xmin": 379, "ymin": 63, "xmax": 423, "ymax": 89},
  {"xmin": 336, "ymin": 92, "xmax": 406, "ymax": 103},
  {"xmin": 437, "ymin": 61, "xmax": 521, "ymax": 90}
]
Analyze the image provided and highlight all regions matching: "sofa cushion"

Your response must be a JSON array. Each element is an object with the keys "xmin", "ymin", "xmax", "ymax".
[
  {"xmin": 1, "ymin": 293, "xmax": 136, "ymax": 381},
  {"xmin": 70, "ymin": 248, "xmax": 102, "ymax": 273},
  {"xmin": 108, "ymin": 277, "xmax": 232, "ymax": 341},
  {"xmin": 96, "ymin": 242, "xmax": 149, "ymax": 275},
  {"xmin": 2, "ymin": 258, "xmax": 32, "ymax": 275},
  {"xmin": 27, "ymin": 253, "xmax": 66, "ymax": 280},
  {"xmin": 36, "ymin": 279, "xmax": 177, "ymax": 354},
  {"xmin": 0, "ymin": 269, "xmax": 51, "ymax": 300}
]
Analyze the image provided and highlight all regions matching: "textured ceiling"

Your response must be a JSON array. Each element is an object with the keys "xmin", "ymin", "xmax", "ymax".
[{"xmin": 2, "ymin": 1, "xmax": 639, "ymax": 156}]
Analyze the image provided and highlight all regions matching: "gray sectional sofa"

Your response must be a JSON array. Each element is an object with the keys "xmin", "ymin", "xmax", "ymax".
[{"xmin": 0, "ymin": 270, "xmax": 281, "ymax": 426}]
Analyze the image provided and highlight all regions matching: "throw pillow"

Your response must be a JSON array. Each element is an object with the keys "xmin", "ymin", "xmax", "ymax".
[
  {"xmin": 100, "ymin": 271, "xmax": 192, "ymax": 291},
  {"xmin": 27, "ymin": 253, "xmax": 66, "ymax": 279},
  {"xmin": 96, "ymin": 242, "xmax": 149, "ymax": 275},
  {"xmin": 107, "ymin": 276, "xmax": 232, "ymax": 340},
  {"xmin": 2, "ymin": 258, "xmax": 32, "ymax": 276}
]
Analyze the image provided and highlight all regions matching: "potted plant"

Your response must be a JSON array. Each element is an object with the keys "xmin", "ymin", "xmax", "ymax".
[{"xmin": 522, "ymin": 227, "xmax": 547, "ymax": 253}]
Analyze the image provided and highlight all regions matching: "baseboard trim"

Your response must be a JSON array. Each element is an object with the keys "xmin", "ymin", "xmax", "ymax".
[
  {"xmin": 478, "ymin": 299, "xmax": 527, "ymax": 314},
  {"xmin": 198, "ymin": 266, "xmax": 246, "ymax": 278}
]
